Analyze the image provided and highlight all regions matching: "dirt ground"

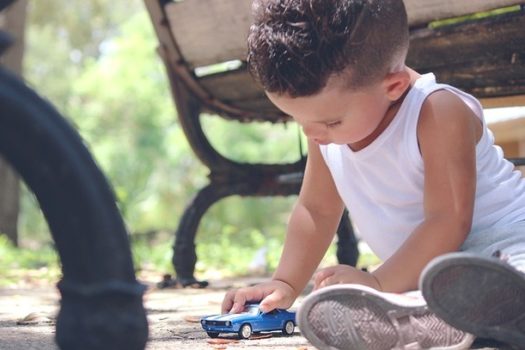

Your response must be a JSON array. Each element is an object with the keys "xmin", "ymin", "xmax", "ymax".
[
  {"xmin": 0, "ymin": 275, "xmax": 510, "ymax": 350},
  {"xmin": 0, "ymin": 275, "xmax": 311, "ymax": 350}
]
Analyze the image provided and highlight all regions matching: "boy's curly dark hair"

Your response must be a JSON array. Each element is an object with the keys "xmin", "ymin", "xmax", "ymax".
[{"xmin": 247, "ymin": 0, "xmax": 409, "ymax": 97}]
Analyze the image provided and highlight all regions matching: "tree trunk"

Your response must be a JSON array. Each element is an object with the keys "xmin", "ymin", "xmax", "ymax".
[{"xmin": 0, "ymin": 0, "xmax": 28, "ymax": 246}]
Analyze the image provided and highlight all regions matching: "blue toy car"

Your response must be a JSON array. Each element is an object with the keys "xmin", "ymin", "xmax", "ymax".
[{"xmin": 200, "ymin": 303, "xmax": 296, "ymax": 339}]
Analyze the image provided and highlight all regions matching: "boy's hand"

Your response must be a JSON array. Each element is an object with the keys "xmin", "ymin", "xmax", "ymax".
[
  {"xmin": 313, "ymin": 264, "xmax": 382, "ymax": 291},
  {"xmin": 221, "ymin": 279, "xmax": 296, "ymax": 314}
]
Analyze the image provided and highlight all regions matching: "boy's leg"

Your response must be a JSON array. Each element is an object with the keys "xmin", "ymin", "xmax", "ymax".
[
  {"xmin": 420, "ymin": 252, "xmax": 525, "ymax": 347},
  {"xmin": 297, "ymin": 284, "xmax": 474, "ymax": 350}
]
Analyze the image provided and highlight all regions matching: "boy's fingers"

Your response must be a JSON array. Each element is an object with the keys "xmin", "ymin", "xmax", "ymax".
[
  {"xmin": 259, "ymin": 295, "xmax": 278, "ymax": 313},
  {"xmin": 318, "ymin": 275, "xmax": 337, "ymax": 289},
  {"xmin": 222, "ymin": 283, "xmax": 292, "ymax": 314},
  {"xmin": 221, "ymin": 289, "xmax": 237, "ymax": 313},
  {"xmin": 231, "ymin": 293, "xmax": 248, "ymax": 314},
  {"xmin": 259, "ymin": 290, "xmax": 285, "ymax": 313},
  {"xmin": 313, "ymin": 268, "xmax": 336, "ymax": 289},
  {"xmin": 230, "ymin": 287, "xmax": 266, "ymax": 313},
  {"xmin": 314, "ymin": 267, "xmax": 336, "ymax": 282}
]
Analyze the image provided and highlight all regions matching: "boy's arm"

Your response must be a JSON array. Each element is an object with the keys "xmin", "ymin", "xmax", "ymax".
[
  {"xmin": 272, "ymin": 138, "xmax": 345, "ymax": 295},
  {"xmin": 372, "ymin": 90, "xmax": 483, "ymax": 293},
  {"xmin": 222, "ymin": 138, "xmax": 345, "ymax": 313},
  {"xmin": 268, "ymin": 140, "xmax": 344, "ymax": 295}
]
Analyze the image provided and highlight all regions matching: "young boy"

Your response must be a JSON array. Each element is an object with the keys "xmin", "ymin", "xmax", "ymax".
[{"xmin": 222, "ymin": 0, "xmax": 525, "ymax": 348}]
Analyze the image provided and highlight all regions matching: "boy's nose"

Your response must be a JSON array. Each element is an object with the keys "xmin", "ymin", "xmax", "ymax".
[{"xmin": 302, "ymin": 124, "xmax": 326, "ymax": 140}]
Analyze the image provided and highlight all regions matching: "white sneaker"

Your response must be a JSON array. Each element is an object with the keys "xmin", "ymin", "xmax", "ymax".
[
  {"xmin": 421, "ymin": 252, "xmax": 525, "ymax": 348},
  {"xmin": 297, "ymin": 284, "xmax": 474, "ymax": 350}
]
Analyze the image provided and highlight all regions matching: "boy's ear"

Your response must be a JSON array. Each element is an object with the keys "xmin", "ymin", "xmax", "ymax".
[{"xmin": 382, "ymin": 70, "xmax": 410, "ymax": 101}]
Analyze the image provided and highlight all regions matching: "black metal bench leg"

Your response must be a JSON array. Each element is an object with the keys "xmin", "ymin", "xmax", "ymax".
[
  {"xmin": 170, "ymin": 182, "xmax": 234, "ymax": 287},
  {"xmin": 170, "ymin": 184, "xmax": 360, "ymax": 287},
  {"xmin": 0, "ymin": 67, "xmax": 148, "ymax": 349},
  {"xmin": 164, "ymin": 173, "xmax": 302, "ymax": 288},
  {"xmin": 336, "ymin": 209, "xmax": 360, "ymax": 267}
]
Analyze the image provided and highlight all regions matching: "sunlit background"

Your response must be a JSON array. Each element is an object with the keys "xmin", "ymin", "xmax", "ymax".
[{"xmin": 1, "ymin": 0, "xmax": 524, "ymax": 287}]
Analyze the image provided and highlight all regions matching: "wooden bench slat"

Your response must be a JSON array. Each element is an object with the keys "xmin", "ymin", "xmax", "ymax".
[
  {"xmin": 153, "ymin": 0, "xmax": 525, "ymax": 119},
  {"xmin": 407, "ymin": 12, "xmax": 525, "ymax": 98},
  {"xmin": 199, "ymin": 69, "xmax": 264, "ymax": 101},
  {"xmin": 202, "ymin": 98, "xmax": 283, "ymax": 120},
  {"xmin": 488, "ymin": 116, "xmax": 525, "ymax": 144},
  {"xmin": 196, "ymin": 11, "xmax": 525, "ymax": 104},
  {"xmin": 165, "ymin": 0, "xmax": 525, "ymax": 68},
  {"xmin": 409, "ymin": 12, "xmax": 524, "ymax": 67},
  {"xmin": 437, "ymin": 64, "xmax": 525, "ymax": 98},
  {"xmin": 481, "ymin": 95, "xmax": 525, "ymax": 108},
  {"xmin": 199, "ymin": 69, "xmax": 283, "ymax": 121},
  {"xmin": 405, "ymin": 0, "xmax": 525, "ymax": 26},
  {"xmin": 166, "ymin": 0, "xmax": 253, "ymax": 68},
  {"xmin": 232, "ymin": 98, "xmax": 282, "ymax": 114}
]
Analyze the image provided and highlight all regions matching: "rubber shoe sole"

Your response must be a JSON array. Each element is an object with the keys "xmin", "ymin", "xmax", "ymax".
[
  {"xmin": 420, "ymin": 252, "xmax": 525, "ymax": 348},
  {"xmin": 297, "ymin": 284, "xmax": 474, "ymax": 350}
]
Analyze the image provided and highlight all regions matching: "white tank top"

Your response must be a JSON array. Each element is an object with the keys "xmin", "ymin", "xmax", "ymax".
[{"xmin": 319, "ymin": 73, "xmax": 525, "ymax": 260}]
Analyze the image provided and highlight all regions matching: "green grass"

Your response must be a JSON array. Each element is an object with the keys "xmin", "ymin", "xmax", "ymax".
[
  {"xmin": 0, "ymin": 235, "xmax": 59, "ymax": 269},
  {"xmin": 0, "ymin": 232, "xmax": 381, "ymax": 286},
  {"xmin": 0, "ymin": 235, "xmax": 61, "ymax": 287},
  {"xmin": 131, "ymin": 237, "xmax": 174, "ymax": 273}
]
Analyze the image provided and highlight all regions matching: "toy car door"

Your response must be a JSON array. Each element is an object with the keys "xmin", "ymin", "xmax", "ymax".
[{"xmin": 261, "ymin": 309, "xmax": 282, "ymax": 330}]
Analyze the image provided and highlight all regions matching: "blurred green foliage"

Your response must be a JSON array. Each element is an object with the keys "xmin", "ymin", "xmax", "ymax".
[
  {"xmin": 0, "ymin": 235, "xmax": 57, "ymax": 270},
  {"xmin": 16, "ymin": 2, "xmax": 515, "ymax": 282},
  {"xmin": 13, "ymin": 0, "xmax": 515, "ymax": 281},
  {"xmin": 14, "ymin": 0, "xmax": 320, "ymax": 279},
  {"xmin": 0, "ymin": 235, "xmax": 60, "ymax": 286}
]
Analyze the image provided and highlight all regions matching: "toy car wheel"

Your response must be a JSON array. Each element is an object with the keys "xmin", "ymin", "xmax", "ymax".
[
  {"xmin": 206, "ymin": 332, "xmax": 220, "ymax": 338},
  {"xmin": 238, "ymin": 323, "xmax": 252, "ymax": 339},
  {"xmin": 282, "ymin": 320, "xmax": 295, "ymax": 335}
]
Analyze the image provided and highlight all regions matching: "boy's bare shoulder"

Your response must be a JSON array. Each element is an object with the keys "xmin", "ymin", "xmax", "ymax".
[
  {"xmin": 417, "ymin": 88, "xmax": 481, "ymax": 143},
  {"xmin": 419, "ymin": 89, "xmax": 477, "ymax": 124}
]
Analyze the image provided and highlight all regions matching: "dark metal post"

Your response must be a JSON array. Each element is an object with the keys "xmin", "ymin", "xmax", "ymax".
[{"xmin": 0, "ymin": 65, "xmax": 149, "ymax": 349}]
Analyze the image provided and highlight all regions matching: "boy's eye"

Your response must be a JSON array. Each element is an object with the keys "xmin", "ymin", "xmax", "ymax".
[{"xmin": 326, "ymin": 121, "xmax": 342, "ymax": 128}]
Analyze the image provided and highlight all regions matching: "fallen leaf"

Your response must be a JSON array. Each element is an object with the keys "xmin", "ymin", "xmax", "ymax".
[
  {"xmin": 17, "ymin": 312, "xmax": 54, "ymax": 325},
  {"xmin": 184, "ymin": 315, "xmax": 203, "ymax": 323},
  {"xmin": 167, "ymin": 330, "xmax": 185, "ymax": 339},
  {"xmin": 249, "ymin": 333, "xmax": 273, "ymax": 340},
  {"xmin": 207, "ymin": 338, "xmax": 239, "ymax": 345}
]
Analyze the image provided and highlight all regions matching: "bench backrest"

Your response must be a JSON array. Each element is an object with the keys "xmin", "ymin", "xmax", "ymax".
[{"xmin": 146, "ymin": 0, "xmax": 525, "ymax": 122}]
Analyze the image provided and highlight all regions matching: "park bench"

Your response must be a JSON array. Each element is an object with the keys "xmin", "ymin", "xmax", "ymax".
[
  {"xmin": 145, "ymin": 0, "xmax": 525, "ymax": 287},
  {"xmin": 0, "ymin": 1, "xmax": 148, "ymax": 348}
]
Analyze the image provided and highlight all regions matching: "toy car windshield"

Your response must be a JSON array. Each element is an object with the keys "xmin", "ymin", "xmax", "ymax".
[{"xmin": 242, "ymin": 304, "xmax": 260, "ymax": 316}]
